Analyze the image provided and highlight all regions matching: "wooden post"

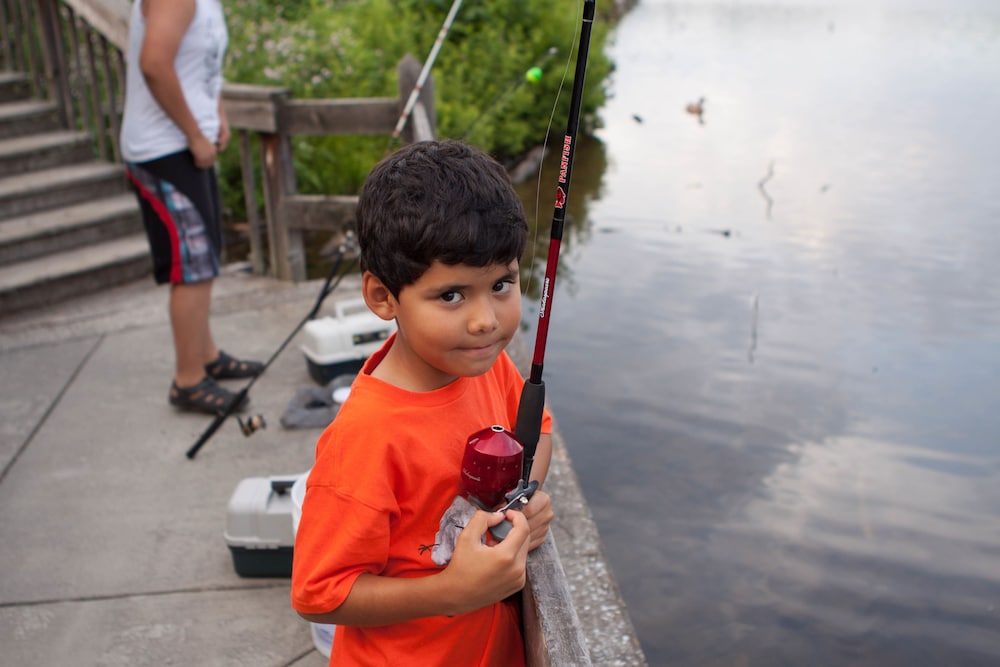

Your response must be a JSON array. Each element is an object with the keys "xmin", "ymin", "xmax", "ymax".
[
  {"xmin": 237, "ymin": 130, "xmax": 265, "ymax": 276},
  {"xmin": 259, "ymin": 129, "xmax": 304, "ymax": 282},
  {"xmin": 258, "ymin": 133, "xmax": 283, "ymax": 278},
  {"xmin": 97, "ymin": 35, "xmax": 122, "ymax": 162},
  {"xmin": 83, "ymin": 25, "xmax": 110, "ymax": 161},
  {"xmin": 223, "ymin": 84, "xmax": 301, "ymax": 281},
  {"xmin": 0, "ymin": 2, "xmax": 13, "ymax": 69},
  {"xmin": 36, "ymin": 0, "xmax": 72, "ymax": 126}
]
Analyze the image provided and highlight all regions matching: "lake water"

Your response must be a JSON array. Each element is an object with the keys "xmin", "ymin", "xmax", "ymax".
[{"xmin": 517, "ymin": 0, "xmax": 1000, "ymax": 664}]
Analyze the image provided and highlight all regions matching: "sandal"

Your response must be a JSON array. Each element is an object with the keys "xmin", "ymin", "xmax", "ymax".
[
  {"xmin": 169, "ymin": 376, "xmax": 248, "ymax": 415},
  {"xmin": 205, "ymin": 350, "xmax": 264, "ymax": 380}
]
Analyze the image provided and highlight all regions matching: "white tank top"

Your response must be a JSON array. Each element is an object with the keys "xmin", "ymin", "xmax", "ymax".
[{"xmin": 120, "ymin": 0, "xmax": 228, "ymax": 163}]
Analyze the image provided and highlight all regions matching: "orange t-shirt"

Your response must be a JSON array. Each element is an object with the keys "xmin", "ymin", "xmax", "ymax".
[{"xmin": 291, "ymin": 337, "xmax": 551, "ymax": 666}]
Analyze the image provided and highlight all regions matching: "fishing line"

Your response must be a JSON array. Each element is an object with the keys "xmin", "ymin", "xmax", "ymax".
[{"xmin": 522, "ymin": 6, "xmax": 583, "ymax": 305}]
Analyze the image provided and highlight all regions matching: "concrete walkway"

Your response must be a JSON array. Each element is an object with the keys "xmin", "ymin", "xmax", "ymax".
[{"xmin": 0, "ymin": 268, "xmax": 645, "ymax": 666}]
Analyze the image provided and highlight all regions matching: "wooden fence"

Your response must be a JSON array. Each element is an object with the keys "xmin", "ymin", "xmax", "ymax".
[
  {"xmin": 222, "ymin": 58, "xmax": 436, "ymax": 281},
  {"xmin": 0, "ymin": 0, "xmax": 129, "ymax": 163}
]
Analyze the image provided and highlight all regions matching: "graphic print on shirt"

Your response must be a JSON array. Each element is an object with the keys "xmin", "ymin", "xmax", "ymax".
[{"xmin": 430, "ymin": 495, "xmax": 478, "ymax": 565}]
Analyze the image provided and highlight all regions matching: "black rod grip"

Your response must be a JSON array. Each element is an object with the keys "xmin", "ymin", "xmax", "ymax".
[
  {"xmin": 513, "ymin": 379, "xmax": 545, "ymax": 483},
  {"xmin": 185, "ymin": 387, "xmax": 248, "ymax": 459},
  {"xmin": 186, "ymin": 412, "xmax": 228, "ymax": 459}
]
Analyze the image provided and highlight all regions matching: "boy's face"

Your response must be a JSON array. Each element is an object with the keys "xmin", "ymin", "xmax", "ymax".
[{"xmin": 370, "ymin": 260, "xmax": 522, "ymax": 392}]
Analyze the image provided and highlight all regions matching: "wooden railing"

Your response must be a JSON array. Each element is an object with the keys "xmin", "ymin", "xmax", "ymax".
[
  {"xmin": 222, "ymin": 57, "xmax": 436, "ymax": 281},
  {"xmin": 0, "ymin": 0, "xmax": 435, "ymax": 281},
  {"xmin": 0, "ymin": 0, "xmax": 129, "ymax": 162}
]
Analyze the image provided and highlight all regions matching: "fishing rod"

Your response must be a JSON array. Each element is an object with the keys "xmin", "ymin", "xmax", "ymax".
[
  {"xmin": 514, "ymin": 0, "xmax": 595, "ymax": 484},
  {"xmin": 462, "ymin": 0, "xmax": 596, "ymax": 540},
  {"xmin": 185, "ymin": 234, "xmax": 360, "ymax": 459},
  {"xmin": 386, "ymin": 0, "xmax": 464, "ymax": 153}
]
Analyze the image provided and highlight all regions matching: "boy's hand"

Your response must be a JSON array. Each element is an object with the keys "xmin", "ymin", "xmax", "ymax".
[
  {"xmin": 443, "ymin": 509, "xmax": 530, "ymax": 614},
  {"xmin": 522, "ymin": 489, "xmax": 553, "ymax": 551}
]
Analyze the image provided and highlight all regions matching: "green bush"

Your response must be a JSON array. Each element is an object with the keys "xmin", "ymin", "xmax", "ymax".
[{"xmin": 220, "ymin": 0, "xmax": 612, "ymax": 225}]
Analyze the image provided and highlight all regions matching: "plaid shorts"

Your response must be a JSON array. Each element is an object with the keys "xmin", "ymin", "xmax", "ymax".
[{"xmin": 126, "ymin": 151, "xmax": 223, "ymax": 285}]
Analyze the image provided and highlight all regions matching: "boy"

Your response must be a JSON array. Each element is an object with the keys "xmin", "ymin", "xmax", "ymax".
[{"xmin": 291, "ymin": 140, "xmax": 554, "ymax": 666}]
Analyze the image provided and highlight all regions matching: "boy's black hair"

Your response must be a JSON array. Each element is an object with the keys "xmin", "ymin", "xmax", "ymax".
[{"xmin": 356, "ymin": 139, "xmax": 528, "ymax": 297}]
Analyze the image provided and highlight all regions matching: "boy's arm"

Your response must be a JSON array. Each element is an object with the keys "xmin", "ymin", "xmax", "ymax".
[{"xmin": 298, "ymin": 509, "xmax": 531, "ymax": 626}]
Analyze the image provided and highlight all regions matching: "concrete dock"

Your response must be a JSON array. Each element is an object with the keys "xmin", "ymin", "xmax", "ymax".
[{"xmin": 0, "ymin": 268, "xmax": 646, "ymax": 666}]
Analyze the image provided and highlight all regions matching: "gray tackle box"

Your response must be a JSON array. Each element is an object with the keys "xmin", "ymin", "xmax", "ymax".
[{"xmin": 223, "ymin": 475, "xmax": 299, "ymax": 578}]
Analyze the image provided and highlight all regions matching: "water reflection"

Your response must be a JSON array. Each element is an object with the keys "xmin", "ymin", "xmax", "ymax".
[
  {"xmin": 524, "ymin": 0, "xmax": 1000, "ymax": 664},
  {"xmin": 702, "ymin": 434, "xmax": 1000, "ymax": 664}
]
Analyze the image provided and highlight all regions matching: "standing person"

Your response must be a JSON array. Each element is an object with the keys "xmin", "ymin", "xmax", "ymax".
[
  {"xmin": 291, "ymin": 140, "xmax": 555, "ymax": 666},
  {"xmin": 120, "ymin": 0, "xmax": 261, "ymax": 414}
]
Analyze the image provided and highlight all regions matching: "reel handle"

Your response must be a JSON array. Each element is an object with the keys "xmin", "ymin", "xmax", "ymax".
[{"xmin": 487, "ymin": 479, "xmax": 539, "ymax": 542}]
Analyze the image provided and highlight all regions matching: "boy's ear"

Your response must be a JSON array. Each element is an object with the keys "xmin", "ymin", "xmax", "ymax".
[{"xmin": 362, "ymin": 271, "xmax": 398, "ymax": 321}]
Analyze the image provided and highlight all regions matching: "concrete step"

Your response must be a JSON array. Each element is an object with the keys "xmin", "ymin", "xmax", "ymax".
[
  {"xmin": 0, "ymin": 129, "xmax": 94, "ymax": 178},
  {"xmin": 0, "ymin": 99, "xmax": 62, "ymax": 139},
  {"xmin": 0, "ymin": 72, "xmax": 31, "ymax": 103},
  {"xmin": 0, "ymin": 193, "xmax": 141, "ymax": 265},
  {"xmin": 0, "ymin": 161, "xmax": 128, "ymax": 219},
  {"xmin": 0, "ymin": 83, "xmax": 153, "ymax": 316},
  {"xmin": 0, "ymin": 233, "xmax": 150, "ymax": 315}
]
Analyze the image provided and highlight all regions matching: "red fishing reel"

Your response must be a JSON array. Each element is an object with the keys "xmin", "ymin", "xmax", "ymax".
[
  {"xmin": 461, "ymin": 425, "xmax": 539, "ymax": 541},
  {"xmin": 461, "ymin": 425, "xmax": 522, "ymax": 509}
]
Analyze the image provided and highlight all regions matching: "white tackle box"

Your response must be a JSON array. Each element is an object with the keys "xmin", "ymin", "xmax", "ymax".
[{"xmin": 300, "ymin": 298, "xmax": 395, "ymax": 385}]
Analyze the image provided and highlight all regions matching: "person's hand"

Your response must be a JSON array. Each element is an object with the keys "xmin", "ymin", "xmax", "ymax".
[
  {"xmin": 188, "ymin": 132, "xmax": 217, "ymax": 169},
  {"xmin": 440, "ymin": 509, "xmax": 529, "ymax": 614},
  {"xmin": 522, "ymin": 489, "xmax": 553, "ymax": 551},
  {"xmin": 216, "ymin": 114, "xmax": 231, "ymax": 153}
]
